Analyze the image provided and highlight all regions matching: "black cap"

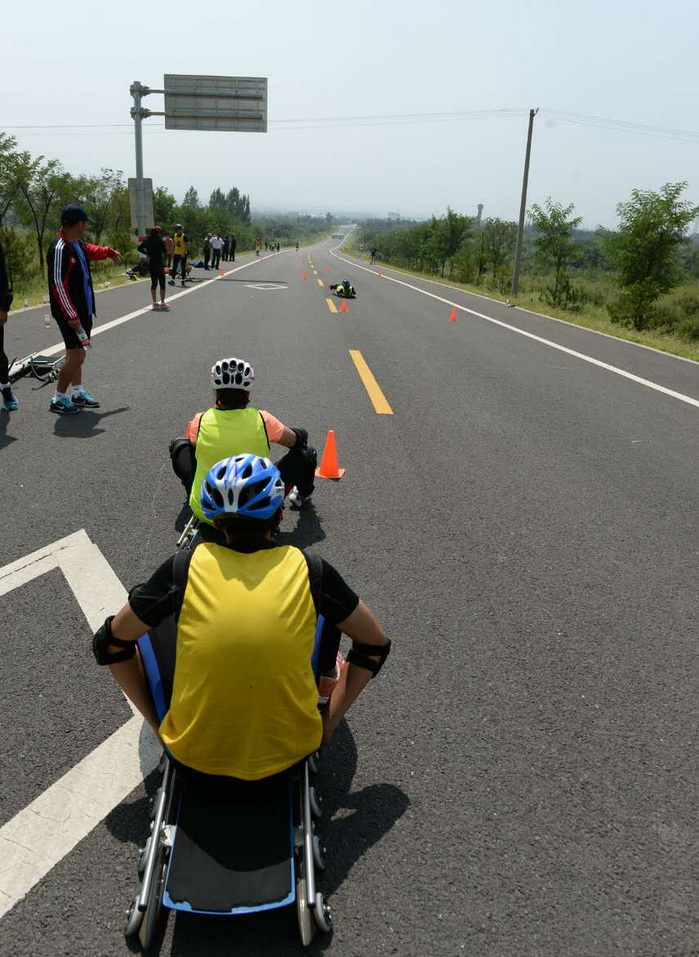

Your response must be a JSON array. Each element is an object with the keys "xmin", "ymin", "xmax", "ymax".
[{"xmin": 61, "ymin": 204, "xmax": 92, "ymax": 225}]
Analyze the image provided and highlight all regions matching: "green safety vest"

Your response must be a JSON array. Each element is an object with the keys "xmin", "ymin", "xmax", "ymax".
[{"xmin": 189, "ymin": 407, "xmax": 271, "ymax": 522}]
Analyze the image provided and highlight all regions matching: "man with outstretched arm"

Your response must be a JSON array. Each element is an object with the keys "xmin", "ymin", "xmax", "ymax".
[
  {"xmin": 92, "ymin": 455, "xmax": 390, "ymax": 776},
  {"xmin": 47, "ymin": 204, "xmax": 121, "ymax": 415}
]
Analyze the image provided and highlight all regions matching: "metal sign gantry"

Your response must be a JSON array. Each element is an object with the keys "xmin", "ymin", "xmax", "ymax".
[{"xmin": 130, "ymin": 75, "xmax": 268, "ymax": 235}]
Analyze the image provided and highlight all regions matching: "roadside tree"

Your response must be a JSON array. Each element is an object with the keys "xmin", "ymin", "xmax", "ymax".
[
  {"xmin": 529, "ymin": 199, "xmax": 583, "ymax": 308},
  {"xmin": 482, "ymin": 218, "xmax": 517, "ymax": 288},
  {"xmin": 16, "ymin": 158, "xmax": 74, "ymax": 267},
  {"xmin": 605, "ymin": 182, "xmax": 699, "ymax": 330}
]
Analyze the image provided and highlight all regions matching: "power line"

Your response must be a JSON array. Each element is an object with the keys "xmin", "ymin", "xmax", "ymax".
[
  {"xmin": 2, "ymin": 107, "xmax": 699, "ymax": 143},
  {"xmin": 544, "ymin": 109, "xmax": 699, "ymax": 144}
]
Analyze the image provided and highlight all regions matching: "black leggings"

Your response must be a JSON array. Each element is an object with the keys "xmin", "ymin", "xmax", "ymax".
[
  {"xmin": 150, "ymin": 265, "xmax": 166, "ymax": 292},
  {"xmin": 0, "ymin": 325, "xmax": 8, "ymax": 383},
  {"xmin": 171, "ymin": 254, "xmax": 187, "ymax": 281}
]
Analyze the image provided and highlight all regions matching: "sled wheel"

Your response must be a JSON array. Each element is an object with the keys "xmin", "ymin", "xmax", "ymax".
[
  {"xmin": 313, "ymin": 893, "xmax": 333, "ymax": 934},
  {"xmin": 296, "ymin": 876, "xmax": 316, "ymax": 947},
  {"xmin": 309, "ymin": 787, "xmax": 322, "ymax": 820},
  {"xmin": 139, "ymin": 861, "xmax": 167, "ymax": 951},
  {"xmin": 124, "ymin": 897, "xmax": 142, "ymax": 937},
  {"xmin": 312, "ymin": 834, "xmax": 327, "ymax": 871},
  {"xmin": 137, "ymin": 836, "xmax": 152, "ymax": 878}
]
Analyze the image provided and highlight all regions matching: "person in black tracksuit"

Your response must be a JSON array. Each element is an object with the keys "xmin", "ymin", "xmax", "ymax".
[
  {"xmin": 0, "ymin": 238, "xmax": 18, "ymax": 411},
  {"xmin": 138, "ymin": 227, "xmax": 169, "ymax": 311}
]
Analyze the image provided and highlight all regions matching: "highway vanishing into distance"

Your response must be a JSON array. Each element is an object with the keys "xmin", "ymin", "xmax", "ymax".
[{"xmin": 1, "ymin": 237, "xmax": 697, "ymax": 957}]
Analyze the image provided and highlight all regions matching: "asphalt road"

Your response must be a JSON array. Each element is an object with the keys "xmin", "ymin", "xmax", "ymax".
[{"xmin": 1, "ymin": 238, "xmax": 697, "ymax": 957}]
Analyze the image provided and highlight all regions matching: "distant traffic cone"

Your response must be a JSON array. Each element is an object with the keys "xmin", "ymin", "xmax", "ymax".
[
  {"xmin": 339, "ymin": 298, "xmax": 348, "ymax": 314},
  {"xmin": 326, "ymin": 266, "xmax": 332, "ymax": 274},
  {"xmin": 315, "ymin": 430, "xmax": 345, "ymax": 479},
  {"xmin": 449, "ymin": 307, "xmax": 458, "ymax": 322},
  {"xmin": 378, "ymin": 270, "xmax": 383, "ymax": 277},
  {"xmin": 219, "ymin": 269, "xmax": 225, "ymax": 277},
  {"xmin": 302, "ymin": 272, "xmax": 308, "ymax": 280}
]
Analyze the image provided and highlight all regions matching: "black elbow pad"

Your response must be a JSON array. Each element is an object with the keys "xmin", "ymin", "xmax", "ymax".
[
  {"xmin": 92, "ymin": 616, "xmax": 137, "ymax": 665},
  {"xmin": 291, "ymin": 427, "xmax": 308, "ymax": 449},
  {"xmin": 346, "ymin": 639, "xmax": 391, "ymax": 677}
]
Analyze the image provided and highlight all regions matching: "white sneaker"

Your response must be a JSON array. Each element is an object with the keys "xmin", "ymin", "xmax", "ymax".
[{"xmin": 287, "ymin": 487, "xmax": 307, "ymax": 509}]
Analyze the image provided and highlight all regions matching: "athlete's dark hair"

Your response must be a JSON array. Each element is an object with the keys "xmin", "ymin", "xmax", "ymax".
[
  {"xmin": 215, "ymin": 388, "xmax": 250, "ymax": 410},
  {"xmin": 213, "ymin": 506, "xmax": 283, "ymax": 535}
]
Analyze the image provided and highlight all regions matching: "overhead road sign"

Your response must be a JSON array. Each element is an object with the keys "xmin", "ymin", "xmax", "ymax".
[
  {"xmin": 163, "ymin": 75, "xmax": 267, "ymax": 132},
  {"xmin": 129, "ymin": 74, "xmax": 268, "ymax": 236}
]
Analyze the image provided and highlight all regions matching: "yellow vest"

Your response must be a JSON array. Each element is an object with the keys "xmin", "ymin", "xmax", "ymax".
[
  {"xmin": 189, "ymin": 407, "xmax": 270, "ymax": 522},
  {"xmin": 173, "ymin": 232, "xmax": 187, "ymax": 255},
  {"xmin": 159, "ymin": 542, "xmax": 322, "ymax": 779}
]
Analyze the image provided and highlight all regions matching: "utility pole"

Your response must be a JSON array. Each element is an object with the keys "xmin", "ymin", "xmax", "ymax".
[
  {"xmin": 511, "ymin": 107, "xmax": 538, "ymax": 298},
  {"xmin": 130, "ymin": 81, "xmax": 150, "ymax": 237}
]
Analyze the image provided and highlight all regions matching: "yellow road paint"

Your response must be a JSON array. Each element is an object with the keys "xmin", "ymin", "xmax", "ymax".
[
  {"xmin": 349, "ymin": 350, "xmax": 394, "ymax": 415},
  {"xmin": 325, "ymin": 297, "xmax": 338, "ymax": 314},
  {"xmin": 317, "ymin": 278, "xmax": 324, "ymax": 287}
]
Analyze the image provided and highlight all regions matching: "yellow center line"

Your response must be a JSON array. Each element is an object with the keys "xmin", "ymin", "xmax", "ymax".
[
  {"xmin": 325, "ymin": 297, "xmax": 338, "ymax": 314},
  {"xmin": 349, "ymin": 350, "xmax": 394, "ymax": 415},
  {"xmin": 317, "ymin": 278, "xmax": 324, "ymax": 287}
]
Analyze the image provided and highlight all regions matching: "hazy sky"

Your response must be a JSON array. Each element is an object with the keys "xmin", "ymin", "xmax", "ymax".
[{"xmin": 2, "ymin": 0, "xmax": 698, "ymax": 228}]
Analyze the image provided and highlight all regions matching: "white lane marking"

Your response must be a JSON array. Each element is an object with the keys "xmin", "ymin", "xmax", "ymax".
[
  {"xmin": 39, "ymin": 253, "xmax": 282, "ymax": 358},
  {"xmin": 0, "ymin": 716, "xmax": 158, "ymax": 920},
  {"xmin": 337, "ymin": 254, "xmax": 699, "ymax": 366},
  {"xmin": 0, "ymin": 530, "xmax": 160, "ymax": 919},
  {"xmin": 330, "ymin": 251, "xmax": 699, "ymax": 410}
]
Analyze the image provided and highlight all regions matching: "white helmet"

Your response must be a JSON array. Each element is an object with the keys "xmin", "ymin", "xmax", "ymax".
[{"xmin": 210, "ymin": 357, "xmax": 255, "ymax": 390}]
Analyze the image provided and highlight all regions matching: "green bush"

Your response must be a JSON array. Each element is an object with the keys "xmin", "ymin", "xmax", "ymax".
[
  {"xmin": 672, "ymin": 287, "xmax": 699, "ymax": 316},
  {"xmin": 677, "ymin": 315, "xmax": 699, "ymax": 339},
  {"xmin": 0, "ymin": 227, "xmax": 40, "ymax": 288},
  {"xmin": 648, "ymin": 300, "xmax": 682, "ymax": 330}
]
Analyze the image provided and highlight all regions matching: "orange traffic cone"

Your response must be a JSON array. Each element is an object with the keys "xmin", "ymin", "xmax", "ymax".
[
  {"xmin": 339, "ymin": 298, "xmax": 348, "ymax": 314},
  {"xmin": 315, "ymin": 430, "xmax": 345, "ymax": 479},
  {"xmin": 449, "ymin": 307, "xmax": 458, "ymax": 322},
  {"xmin": 219, "ymin": 269, "xmax": 225, "ymax": 277},
  {"xmin": 302, "ymin": 272, "xmax": 308, "ymax": 281},
  {"xmin": 378, "ymin": 270, "xmax": 383, "ymax": 277},
  {"xmin": 326, "ymin": 266, "xmax": 332, "ymax": 274}
]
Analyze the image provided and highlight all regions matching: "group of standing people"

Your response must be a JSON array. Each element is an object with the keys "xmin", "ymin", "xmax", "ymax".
[{"xmin": 203, "ymin": 234, "xmax": 236, "ymax": 270}]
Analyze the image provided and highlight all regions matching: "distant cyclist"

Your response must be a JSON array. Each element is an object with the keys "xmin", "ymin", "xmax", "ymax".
[
  {"xmin": 93, "ymin": 454, "xmax": 391, "ymax": 770},
  {"xmin": 169, "ymin": 356, "xmax": 318, "ymax": 530}
]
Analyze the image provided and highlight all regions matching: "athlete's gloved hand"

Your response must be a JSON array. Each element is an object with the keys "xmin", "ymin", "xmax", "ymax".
[{"xmin": 291, "ymin": 427, "xmax": 308, "ymax": 449}]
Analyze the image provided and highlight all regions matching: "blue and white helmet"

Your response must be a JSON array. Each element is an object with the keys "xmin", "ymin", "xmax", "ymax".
[
  {"xmin": 342, "ymin": 278, "xmax": 351, "ymax": 285},
  {"xmin": 201, "ymin": 455, "xmax": 285, "ymax": 521},
  {"xmin": 210, "ymin": 357, "xmax": 255, "ymax": 390}
]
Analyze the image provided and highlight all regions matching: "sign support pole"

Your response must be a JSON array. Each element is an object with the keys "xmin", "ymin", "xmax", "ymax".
[{"xmin": 129, "ymin": 81, "xmax": 150, "ymax": 237}]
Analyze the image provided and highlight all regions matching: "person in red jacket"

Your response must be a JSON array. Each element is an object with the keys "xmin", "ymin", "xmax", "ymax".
[{"xmin": 47, "ymin": 205, "xmax": 121, "ymax": 415}]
